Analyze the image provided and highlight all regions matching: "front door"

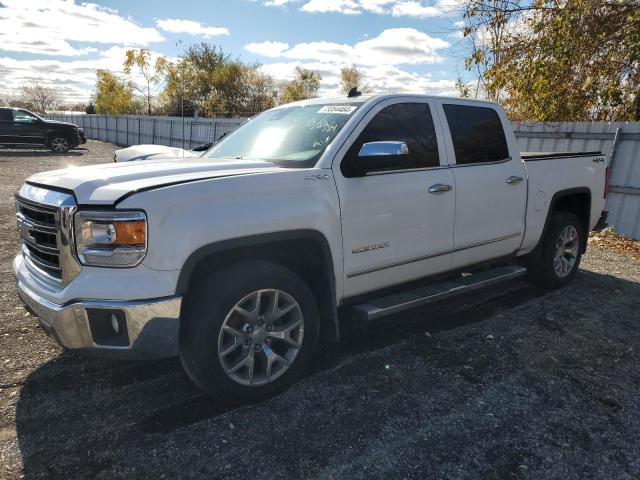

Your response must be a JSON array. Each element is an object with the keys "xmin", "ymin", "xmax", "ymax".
[
  {"xmin": 11, "ymin": 110, "xmax": 46, "ymax": 145},
  {"xmin": 333, "ymin": 99, "xmax": 456, "ymax": 298}
]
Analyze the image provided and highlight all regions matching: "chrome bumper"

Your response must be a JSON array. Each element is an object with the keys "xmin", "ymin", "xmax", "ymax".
[{"xmin": 17, "ymin": 280, "xmax": 182, "ymax": 359}]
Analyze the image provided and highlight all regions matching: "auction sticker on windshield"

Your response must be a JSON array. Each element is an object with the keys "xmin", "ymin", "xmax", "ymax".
[{"xmin": 318, "ymin": 105, "xmax": 358, "ymax": 114}]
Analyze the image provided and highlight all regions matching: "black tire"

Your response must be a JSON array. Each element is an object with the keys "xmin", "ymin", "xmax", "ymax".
[
  {"xmin": 526, "ymin": 212, "xmax": 584, "ymax": 288},
  {"xmin": 49, "ymin": 136, "xmax": 71, "ymax": 153},
  {"xmin": 179, "ymin": 260, "xmax": 320, "ymax": 405}
]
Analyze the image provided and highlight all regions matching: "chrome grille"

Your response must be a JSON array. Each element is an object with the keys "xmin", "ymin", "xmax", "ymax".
[
  {"xmin": 17, "ymin": 199, "xmax": 62, "ymax": 280},
  {"xmin": 15, "ymin": 184, "xmax": 81, "ymax": 286}
]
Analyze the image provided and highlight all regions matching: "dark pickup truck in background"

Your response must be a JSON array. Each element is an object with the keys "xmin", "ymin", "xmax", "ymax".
[{"xmin": 0, "ymin": 107, "xmax": 86, "ymax": 153}]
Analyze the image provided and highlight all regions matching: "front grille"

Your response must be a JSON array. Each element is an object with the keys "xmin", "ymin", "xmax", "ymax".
[
  {"xmin": 16, "ymin": 198, "xmax": 62, "ymax": 280},
  {"xmin": 16, "ymin": 184, "xmax": 81, "ymax": 285}
]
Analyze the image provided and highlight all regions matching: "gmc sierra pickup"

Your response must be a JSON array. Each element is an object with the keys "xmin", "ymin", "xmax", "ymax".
[{"xmin": 13, "ymin": 94, "xmax": 608, "ymax": 404}]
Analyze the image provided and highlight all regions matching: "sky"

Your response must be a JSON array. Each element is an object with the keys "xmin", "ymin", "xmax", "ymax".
[{"xmin": 0, "ymin": 0, "xmax": 470, "ymax": 104}]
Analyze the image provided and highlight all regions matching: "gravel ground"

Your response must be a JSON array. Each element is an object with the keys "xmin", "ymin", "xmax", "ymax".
[{"xmin": 1, "ymin": 141, "xmax": 640, "ymax": 479}]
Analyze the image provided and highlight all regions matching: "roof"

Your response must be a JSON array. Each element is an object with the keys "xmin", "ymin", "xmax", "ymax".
[{"xmin": 279, "ymin": 92, "xmax": 500, "ymax": 108}]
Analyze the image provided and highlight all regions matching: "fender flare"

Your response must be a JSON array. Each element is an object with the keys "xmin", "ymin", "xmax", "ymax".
[
  {"xmin": 537, "ymin": 187, "xmax": 592, "ymax": 255},
  {"xmin": 175, "ymin": 229, "xmax": 340, "ymax": 340}
]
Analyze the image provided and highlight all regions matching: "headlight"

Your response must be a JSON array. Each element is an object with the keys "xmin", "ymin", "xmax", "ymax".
[{"xmin": 74, "ymin": 211, "xmax": 147, "ymax": 267}]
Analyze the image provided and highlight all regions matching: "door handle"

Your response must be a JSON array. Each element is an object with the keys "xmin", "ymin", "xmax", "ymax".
[
  {"xmin": 428, "ymin": 183, "xmax": 452, "ymax": 193},
  {"xmin": 505, "ymin": 176, "xmax": 524, "ymax": 185}
]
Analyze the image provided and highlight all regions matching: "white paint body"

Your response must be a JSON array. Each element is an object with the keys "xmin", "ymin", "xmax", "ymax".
[
  {"xmin": 113, "ymin": 144, "xmax": 199, "ymax": 162},
  {"xmin": 18, "ymin": 94, "xmax": 608, "ymax": 310}
]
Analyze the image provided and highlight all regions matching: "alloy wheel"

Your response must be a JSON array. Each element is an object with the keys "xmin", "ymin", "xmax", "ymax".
[
  {"xmin": 51, "ymin": 138, "xmax": 69, "ymax": 153},
  {"xmin": 553, "ymin": 225, "xmax": 579, "ymax": 278},
  {"xmin": 218, "ymin": 289, "xmax": 304, "ymax": 386}
]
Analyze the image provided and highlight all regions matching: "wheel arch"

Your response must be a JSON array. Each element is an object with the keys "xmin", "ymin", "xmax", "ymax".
[
  {"xmin": 175, "ymin": 230, "xmax": 340, "ymax": 342},
  {"xmin": 539, "ymin": 187, "xmax": 592, "ymax": 255}
]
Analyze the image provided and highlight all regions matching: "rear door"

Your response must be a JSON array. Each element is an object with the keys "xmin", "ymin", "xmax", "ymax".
[
  {"xmin": 333, "ymin": 98, "xmax": 456, "ymax": 298},
  {"xmin": 11, "ymin": 110, "xmax": 46, "ymax": 145},
  {"xmin": 435, "ymin": 100, "xmax": 527, "ymax": 268}
]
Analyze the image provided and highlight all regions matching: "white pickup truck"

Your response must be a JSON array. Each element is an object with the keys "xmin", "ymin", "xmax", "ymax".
[{"xmin": 14, "ymin": 94, "xmax": 608, "ymax": 404}]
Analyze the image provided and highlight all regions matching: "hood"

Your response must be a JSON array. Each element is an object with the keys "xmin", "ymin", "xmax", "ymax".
[
  {"xmin": 44, "ymin": 119, "xmax": 77, "ymax": 128},
  {"xmin": 26, "ymin": 157, "xmax": 283, "ymax": 205}
]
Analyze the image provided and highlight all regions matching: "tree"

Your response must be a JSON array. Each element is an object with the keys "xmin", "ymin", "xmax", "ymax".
[
  {"xmin": 85, "ymin": 102, "xmax": 96, "ymax": 114},
  {"xmin": 20, "ymin": 83, "xmax": 61, "ymax": 113},
  {"xmin": 339, "ymin": 65, "xmax": 366, "ymax": 95},
  {"xmin": 158, "ymin": 43, "xmax": 276, "ymax": 117},
  {"xmin": 124, "ymin": 48, "xmax": 166, "ymax": 115},
  {"xmin": 93, "ymin": 69, "xmax": 138, "ymax": 114},
  {"xmin": 279, "ymin": 67, "xmax": 321, "ymax": 103},
  {"xmin": 460, "ymin": 0, "xmax": 640, "ymax": 121}
]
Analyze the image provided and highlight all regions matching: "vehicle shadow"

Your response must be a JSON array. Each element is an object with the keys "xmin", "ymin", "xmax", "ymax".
[{"xmin": 14, "ymin": 270, "xmax": 638, "ymax": 479}]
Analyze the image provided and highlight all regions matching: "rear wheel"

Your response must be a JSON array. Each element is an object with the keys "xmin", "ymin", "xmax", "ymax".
[
  {"xmin": 180, "ymin": 261, "xmax": 319, "ymax": 405},
  {"xmin": 526, "ymin": 212, "xmax": 584, "ymax": 288},
  {"xmin": 50, "ymin": 136, "xmax": 70, "ymax": 153}
]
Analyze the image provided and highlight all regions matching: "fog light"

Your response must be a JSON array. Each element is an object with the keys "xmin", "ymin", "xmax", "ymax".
[{"xmin": 87, "ymin": 309, "xmax": 129, "ymax": 347}]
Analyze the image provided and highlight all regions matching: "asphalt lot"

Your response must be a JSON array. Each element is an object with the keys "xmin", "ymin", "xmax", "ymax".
[{"xmin": 1, "ymin": 141, "xmax": 640, "ymax": 479}]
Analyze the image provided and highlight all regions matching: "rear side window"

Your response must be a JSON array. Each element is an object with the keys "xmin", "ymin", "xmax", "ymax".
[
  {"xmin": 0, "ymin": 109, "xmax": 11, "ymax": 122},
  {"xmin": 443, "ymin": 104, "xmax": 509, "ymax": 165},
  {"xmin": 345, "ymin": 102, "xmax": 439, "ymax": 172}
]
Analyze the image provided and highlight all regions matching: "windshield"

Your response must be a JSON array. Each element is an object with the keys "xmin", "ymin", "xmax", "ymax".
[{"xmin": 203, "ymin": 103, "xmax": 363, "ymax": 168}]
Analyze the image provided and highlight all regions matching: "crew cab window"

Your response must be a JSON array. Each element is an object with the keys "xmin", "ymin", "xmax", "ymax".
[
  {"xmin": 13, "ymin": 110, "xmax": 39, "ymax": 123},
  {"xmin": 443, "ymin": 104, "xmax": 509, "ymax": 165},
  {"xmin": 0, "ymin": 109, "xmax": 12, "ymax": 122},
  {"xmin": 345, "ymin": 103, "xmax": 439, "ymax": 173}
]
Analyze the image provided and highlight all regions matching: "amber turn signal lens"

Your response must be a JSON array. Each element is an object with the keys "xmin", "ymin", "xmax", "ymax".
[{"xmin": 113, "ymin": 221, "xmax": 146, "ymax": 245}]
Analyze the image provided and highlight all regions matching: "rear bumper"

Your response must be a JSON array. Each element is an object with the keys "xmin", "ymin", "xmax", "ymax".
[{"xmin": 16, "ymin": 279, "xmax": 182, "ymax": 359}]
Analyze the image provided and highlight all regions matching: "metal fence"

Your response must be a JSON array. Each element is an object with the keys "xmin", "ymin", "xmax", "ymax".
[
  {"xmin": 514, "ymin": 122, "xmax": 640, "ymax": 240},
  {"xmin": 46, "ymin": 114, "xmax": 247, "ymax": 150},
  {"xmin": 47, "ymin": 114, "xmax": 640, "ymax": 240}
]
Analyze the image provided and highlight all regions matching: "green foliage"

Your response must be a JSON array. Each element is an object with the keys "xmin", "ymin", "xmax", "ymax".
[
  {"xmin": 339, "ymin": 65, "xmax": 370, "ymax": 95},
  {"xmin": 279, "ymin": 67, "xmax": 321, "ymax": 103},
  {"xmin": 159, "ymin": 43, "xmax": 276, "ymax": 117},
  {"xmin": 93, "ymin": 69, "xmax": 139, "ymax": 114},
  {"xmin": 123, "ymin": 48, "xmax": 166, "ymax": 115},
  {"xmin": 462, "ymin": 0, "xmax": 640, "ymax": 121},
  {"xmin": 85, "ymin": 102, "xmax": 96, "ymax": 114},
  {"xmin": 455, "ymin": 77, "xmax": 473, "ymax": 98}
]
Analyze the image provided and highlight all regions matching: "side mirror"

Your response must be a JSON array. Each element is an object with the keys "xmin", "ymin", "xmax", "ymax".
[{"xmin": 349, "ymin": 141, "xmax": 409, "ymax": 175}]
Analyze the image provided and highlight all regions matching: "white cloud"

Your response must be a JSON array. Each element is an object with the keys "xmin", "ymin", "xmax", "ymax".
[
  {"xmin": 258, "ymin": 61, "xmax": 456, "ymax": 96},
  {"xmin": 391, "ymin": 1, "xmax": 440, "ymax": 18},
  {"xmin": 155, "ymin": 18, "xmax": 230, "ymax": 37},
  {"xmin": 0, "ymin": 47, "xmax": 173, "ymax": 103},
  {"xmin": 245, "ymin": 28, "xmax": 449, "ymax": 65},
  {"xmin": 245, "ymin": 41, "xmax": 290, "ymax": 57},
  {"xmin": 0, "ymin": 0, "xmax": 163, "ymax": 56},
  {"xmin": 264, "ymin": 0, "xmax": 298, "ymax": 5},
  {"xmin": 301, "ymin": 0, "xmax": 361, "ymax": 14},
  {"xmin": 259, "ymin": 0, "xmax": 458, "ymax": 17}
]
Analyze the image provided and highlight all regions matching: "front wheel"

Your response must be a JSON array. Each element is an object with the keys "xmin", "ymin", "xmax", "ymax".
[
  {"xmin": 50, "ymin": 136, "xmax": 70, "ymax": 153},
  {"xmin": 180, "ymin": 261, "xmax": 319, "ymax": 405},
  {"xmin": 526, "ymin": 212, "xmax": 584, "ymax": 288}
]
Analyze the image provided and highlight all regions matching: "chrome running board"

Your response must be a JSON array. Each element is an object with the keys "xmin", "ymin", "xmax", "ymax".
[{"xmin": 351, "ymin": 264, "xmax": 527, "ymax": 321}]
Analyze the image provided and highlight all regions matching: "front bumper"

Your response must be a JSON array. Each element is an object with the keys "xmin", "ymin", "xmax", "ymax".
[{"xmin": 16, "ymin": 280, "xmax": 182, "ymax": 359}]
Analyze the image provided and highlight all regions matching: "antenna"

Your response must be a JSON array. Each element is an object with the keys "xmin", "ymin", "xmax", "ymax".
[{"xmin": 347, "ymin": 87, "xmax": 362, "ymax": 98}]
